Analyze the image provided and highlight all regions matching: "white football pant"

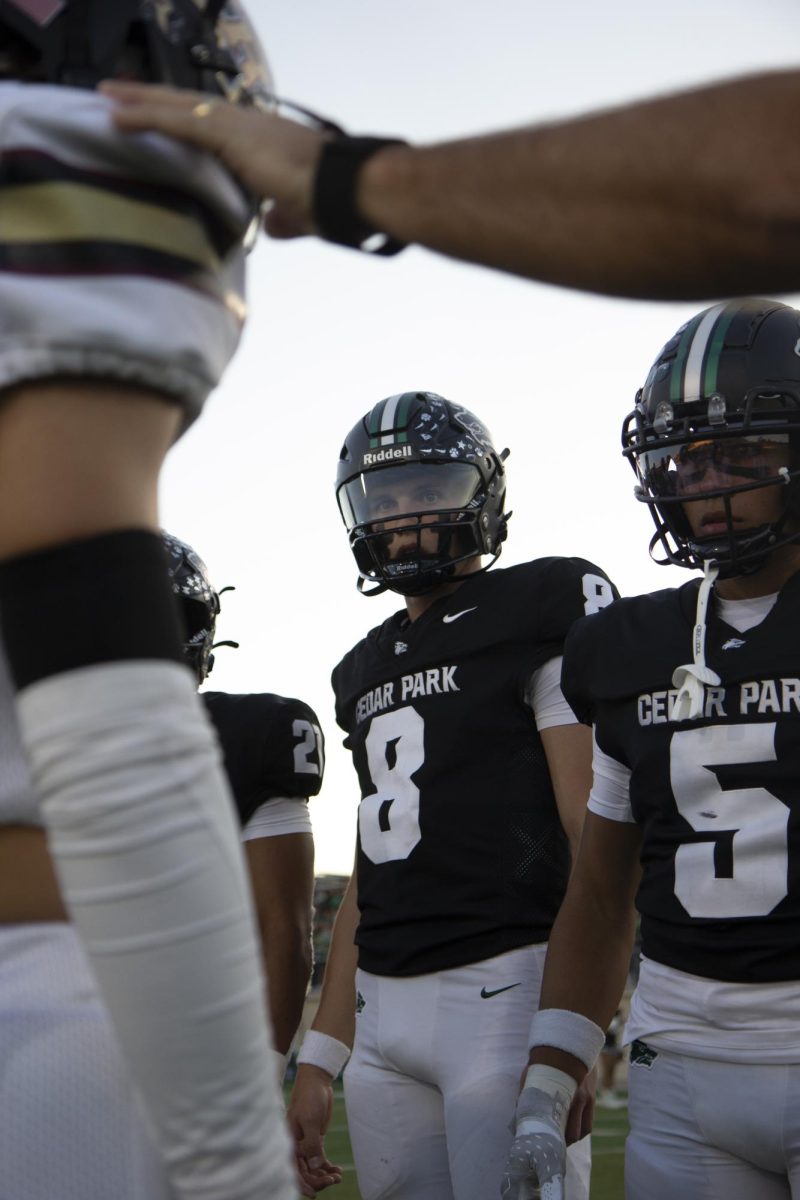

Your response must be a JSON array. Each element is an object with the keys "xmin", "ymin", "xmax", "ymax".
[
  {"xmin": 345, "ymin": 944, "xmax": 591, "ymax": 1200},
  {"xmin": 627, "ymin": 1042, "xmax": 800, "ymax": 1199}
]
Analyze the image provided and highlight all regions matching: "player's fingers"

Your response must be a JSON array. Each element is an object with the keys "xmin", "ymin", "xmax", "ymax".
[
  {"xmin": 262, "ymin": 203, "xmax": 314, "ymax": 240},
  {"xmin": 100, "ymin": 81, "xmax": 206, "ymax": 110},
  {"xmin": 296, "ymin": 1170, "xmax": 316, "ymax": 1199},
  {"xmin": 101, "ymin": 82, "xmax": 239, "ymax": 151},
  {"xmin": 297, "ymin": 1154, "xmax": 341, "ymax": 1191}
]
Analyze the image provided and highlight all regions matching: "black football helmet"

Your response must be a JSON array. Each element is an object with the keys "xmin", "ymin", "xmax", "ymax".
[
  {"xmin": 622, "ymin": 298, "xmax": 800, "ymax": 578},
  {"xmin": 0, "ymin": 0, "xmax": 272, "ymax": 103},
  {"xmin": 163, "ymin": 531, "xmax": 230, "ymax": 682},
  {"xmin": 336, "ymin": 391, "xmax": 510, "ymax": 596}
]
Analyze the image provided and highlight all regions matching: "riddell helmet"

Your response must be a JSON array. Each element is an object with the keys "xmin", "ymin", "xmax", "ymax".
[
  {"xmin": 0, "ymin": 0, "xmax": 272, "ymax": 103},
  {"xmin": 163, "ymin": 531, "xmax": 223, "ymax": 682},
  {"xmin": 336, "ymin": 391, "xmax": 510, "ymax": 596},
  {"xmin": 622, "ymin": 298, "xmax": 800, "ymax": 578}
]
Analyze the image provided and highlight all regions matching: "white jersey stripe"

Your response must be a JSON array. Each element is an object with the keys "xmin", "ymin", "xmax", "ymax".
[{"xmin": 379, "ymin": 393, "xmax": 403, "ymax": 444}]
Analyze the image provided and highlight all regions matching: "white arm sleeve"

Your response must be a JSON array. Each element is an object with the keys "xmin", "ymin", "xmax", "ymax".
[
  {"xmin": 19, "ymin": 662, "xmax": 295, "ymax": 1200},
  {"xmin": 587, "ymin": 731, "xmax": 635, "ymax": 823},
  {"xmin": 524, "ymin": 656, "xmax": 578, "ymax": 730},
  {"xmin": 242, "ymin": 795, "xmax": 313, "ymax": 841}
]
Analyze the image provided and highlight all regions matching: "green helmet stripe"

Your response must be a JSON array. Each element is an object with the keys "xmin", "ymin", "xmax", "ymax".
[
  {"xmin": 367, "ymin": 392, "xmax": 415, "ymax": 447},
  {"xmin": 366, "ymin": 398, "xmax": 388, "ymax": 446},
  {"xmin": 394, "ymin": 392, "xmax": 415, "ymax": 437},
  {"xmin": 702, "ymin": 307, "xmax": 738, "ymax": 396},
  {"xmin": 681, "ymin": 302, "xmax": 731, "ymax": 402}
]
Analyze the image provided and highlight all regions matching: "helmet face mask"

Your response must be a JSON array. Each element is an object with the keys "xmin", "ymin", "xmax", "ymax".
[
  {"xmin": 337, "ymin": 392, "xmax": 509, "ymax": 596},
  {"xmin": 622, "ymin": 300, "xmax": 800, "ymax": 579},
  {"xmin": 0, "ymin": 0, "xmax": 272, "ymax": 104}
]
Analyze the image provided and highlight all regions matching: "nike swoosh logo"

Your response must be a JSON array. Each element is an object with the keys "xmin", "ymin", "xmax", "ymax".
[
  {"xmin": 480, "ymin": 982, "xmax": 521, "ymax": 999},
  {"xmin": 442, "ymin": 606, "xmax": 478, "ymax": 624}
]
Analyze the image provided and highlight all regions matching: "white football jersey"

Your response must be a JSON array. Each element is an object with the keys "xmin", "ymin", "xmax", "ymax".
[{"xmin": 0, "ymin": 83, "xmax": 253, "ymax": 430}]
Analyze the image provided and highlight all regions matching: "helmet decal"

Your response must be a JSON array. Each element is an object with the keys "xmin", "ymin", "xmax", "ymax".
[{"xmin": 162, "ymin": 531, "xmax": 225, "ymax": 682}]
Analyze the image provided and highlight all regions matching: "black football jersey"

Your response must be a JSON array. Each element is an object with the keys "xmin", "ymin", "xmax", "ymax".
[
  {"xmin": 563, "ymin": 571, "xmax": 800, "ymax": 984},
  {"xmin": 333, "ymin": 558, "xmax": 617, "ymax": 976},
  {"xmin": 203, "ymin": 692, "xmax": 324, "ymax": 828}
]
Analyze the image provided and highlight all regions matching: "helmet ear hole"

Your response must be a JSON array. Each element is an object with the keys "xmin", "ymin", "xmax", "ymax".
[{"xmin": 181, "ymin": 598, "xmax": 211, "ymax": 641}]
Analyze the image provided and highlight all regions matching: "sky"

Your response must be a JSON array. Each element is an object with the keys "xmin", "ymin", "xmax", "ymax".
[{"xmin": 159, "ymin": 0, "xmax": 800, "ymax": 874}]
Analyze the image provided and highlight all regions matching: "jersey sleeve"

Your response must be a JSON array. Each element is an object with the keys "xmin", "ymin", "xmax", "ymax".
[
  {"xmin": 241, "ymin": 796, "xmax": 314, "ymax": 841},
  {"xmin": 587, "ymin": 731, "xmax": 635, "ymax": 823},
  {"xmin": 524, "ymin": 656, "xmax": 579, "ymax": 730},
  {"xmin": 203, "ymin": 692, "xmax": 325, "ymax": 828},
  {"xmin": 560, "ymin": 606, "xmax": 608, "ymax": 726},
  {"xmin": 525, "ymin": 557, "xmax": 619, "ymax": 643}
]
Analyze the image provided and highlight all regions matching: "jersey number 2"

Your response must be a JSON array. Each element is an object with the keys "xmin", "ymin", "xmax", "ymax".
[
  {"xmin": 671, "ymin": 722, "xmax": 788, "ymax": 918},
  {"xmin": 360, "ymin": 707, "xmax": 424, "ymax": 864},
  {"xmin": 293, "ymin": 719, "xmax": 325, "ymax": 776}
]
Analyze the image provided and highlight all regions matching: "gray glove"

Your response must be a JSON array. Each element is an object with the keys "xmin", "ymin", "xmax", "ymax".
[{"xmin": 500, "ymin": 1082, "xmax": 569, "ymax": 1200}]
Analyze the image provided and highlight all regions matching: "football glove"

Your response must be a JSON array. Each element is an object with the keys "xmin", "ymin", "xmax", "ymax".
[{"xmin": 500, "ymin": 1069, "xmax": 574, "ymax": 1200}]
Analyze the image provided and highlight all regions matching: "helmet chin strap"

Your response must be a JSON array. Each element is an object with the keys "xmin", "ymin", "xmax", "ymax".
[
  {"xmin": 357, "ymin": 574, "xmax": 389, "ymax": 597},
  {"xmin": 671, "ymin": 559, "xmax": 721, "ymax": 720}
]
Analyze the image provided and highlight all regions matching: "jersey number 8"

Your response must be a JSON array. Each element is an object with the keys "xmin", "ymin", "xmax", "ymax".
[{"xmin": 359, "ymin": 707, "xmax": 424, "ymax": 864}]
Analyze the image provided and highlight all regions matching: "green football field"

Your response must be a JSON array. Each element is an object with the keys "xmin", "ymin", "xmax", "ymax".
[{"xmin": 291, "ymin": 1085, "xmax": 627, "ymax": 1199}]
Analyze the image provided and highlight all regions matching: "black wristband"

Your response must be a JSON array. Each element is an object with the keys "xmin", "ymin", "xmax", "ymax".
[{"xmin": 312, "ymin": 136, "xmax": 407, "ymax": 257}]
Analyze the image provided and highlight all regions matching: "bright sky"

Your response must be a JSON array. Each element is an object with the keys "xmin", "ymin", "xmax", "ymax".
[{"xmin": 159, "ymin": 1, "xmax": 799, "ymax": 874}]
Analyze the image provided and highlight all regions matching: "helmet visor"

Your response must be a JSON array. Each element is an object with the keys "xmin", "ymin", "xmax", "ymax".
[
  {"xmin": 641, "ymin": 434, "xmax": 791, "ymax": 500},
  {"xmin": 338, "ymin": 462, "xmax": 482, "ymax": 531}
]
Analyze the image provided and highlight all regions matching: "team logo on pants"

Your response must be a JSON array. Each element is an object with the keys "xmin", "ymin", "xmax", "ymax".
[{"xmin": 629, "ymin": 1039, "xmax": 658, "ymax": 1069}]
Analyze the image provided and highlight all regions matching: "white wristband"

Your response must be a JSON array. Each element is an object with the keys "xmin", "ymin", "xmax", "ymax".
[
  {"xmin": 528, "ymin": 1008, "xmax": 605, "ymax": 1072},
  {"xmin": 297, "ymin": 1030, "xmax": 351, "ymax": 1079}
]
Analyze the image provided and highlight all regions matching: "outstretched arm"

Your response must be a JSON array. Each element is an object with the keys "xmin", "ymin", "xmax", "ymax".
[{"xmin": 103, "ymin": 70, "xmax": 800, "ymax": 299}]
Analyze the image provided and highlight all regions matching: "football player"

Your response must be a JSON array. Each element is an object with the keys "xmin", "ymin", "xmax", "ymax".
[
  {"xmin": 0, "ymin": 5, "xmax": 294, "ymax": 1199},
  {"xmin": 287, "ymin": 391, "xmax": 618, "ymax": 1200},
  {"xmin": 164, "ymin": 531, "xmax": 323, "ymax": 1059},
  {"xmin": 504, "ymin": 298, "xmax": 800, "ymax": 1200}
]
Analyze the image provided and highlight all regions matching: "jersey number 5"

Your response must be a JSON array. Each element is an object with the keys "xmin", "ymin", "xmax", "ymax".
[
  {"xmin": 360, "ymin": 707, "xmax": 424, "ymax": 864},
  {"xmin": 671, "ymin": 722, "xmax": 788, "ymax": 918}
]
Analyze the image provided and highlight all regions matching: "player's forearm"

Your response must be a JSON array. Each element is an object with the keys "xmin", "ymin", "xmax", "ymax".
[
  {"xmin": 527, "ymin": 815, "xmax": 641, "ymax": 1083},
  {"xmin": 311, "ymin": 873, "xmax": 360, "ymax": 1047},
  {"xmin": 263, "ymin": 923, "xmax": 313, "ymax": 1055},
  {"xmin": 359, "ymin": 70, "xmax": 800, "ymax": 299},
  {"xmin": 532, "ymin": 882, "xmax": 636, "ymax": 1083}
]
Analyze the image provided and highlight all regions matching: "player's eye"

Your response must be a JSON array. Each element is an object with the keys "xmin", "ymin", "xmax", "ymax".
[
  {"xmin": 416, "ymin": 488, "xmax": 445, "ymax": 505},
  {"xmin": 370, "ymin": 496, "xmax": 397, "ymax": 516},
  {"xmin": 677, "ymin": 441, "xmax": 714, "ymax": 471},
  {"xmin": 726, "ymin": 441, "xmax": 762, "ymax": 462}
]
